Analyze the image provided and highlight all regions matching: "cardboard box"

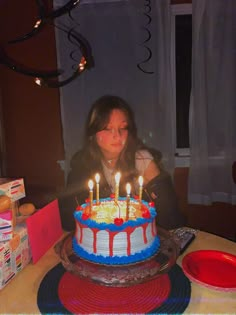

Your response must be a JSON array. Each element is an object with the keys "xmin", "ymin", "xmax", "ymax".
[
  {"xmin": 0, "ymin": 210, "xmax": 13, "ymax": 241},
  {"xmin": 0, "ymin": 224, "xmax": 31, "ymax": 290},
  {"xmin": 0, "ymin": 178, "xmax": 25, "ymax": 202}
]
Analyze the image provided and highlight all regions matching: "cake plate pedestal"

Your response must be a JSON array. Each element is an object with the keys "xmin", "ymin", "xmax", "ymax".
[{"xmin": 54, "ymin": 227, "xmax": 180, "ymax": 287}]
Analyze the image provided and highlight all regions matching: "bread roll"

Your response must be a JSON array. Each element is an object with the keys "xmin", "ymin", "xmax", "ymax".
[
  {"xmin": 19, "ymin": 203, "xmax": 36, "ymax": 216},
  {"xmin": 0, "ymin": 195, "xmax": 11, "ymax": 213}
]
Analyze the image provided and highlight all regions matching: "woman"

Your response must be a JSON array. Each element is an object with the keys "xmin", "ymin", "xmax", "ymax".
[{"xmin": 59, "ymin": 95, "xmax": 186, "ymax": 231}]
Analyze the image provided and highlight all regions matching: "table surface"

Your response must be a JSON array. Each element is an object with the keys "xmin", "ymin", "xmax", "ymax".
[{"xmin": 0, "ymin": 229, "xmax": 236, "ymax": 314}]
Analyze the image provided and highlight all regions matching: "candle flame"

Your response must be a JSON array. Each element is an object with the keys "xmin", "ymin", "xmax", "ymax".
[
  {"xmin": 95, "ymin": 173, "xmax": 100, "ymax": 183},
  {"xmin": 88, "ymin": 179, "xmax": 94, "ymax": 190},
  {"xmin": 138, "ymin": 175, "xmax": 143, "ymax": 186},
  {"xmin": 126, "ymin": 183, "xmax": 131, "ymax": 195},
  {"xmin": 115, "ymin": 172, "xmax": 121, "ymax": 184}
]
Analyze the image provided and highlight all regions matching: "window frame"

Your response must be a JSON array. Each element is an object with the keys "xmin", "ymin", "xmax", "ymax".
[{"xmin": 171, "ymin": 4, "xmax": 192, "ymax": 167}]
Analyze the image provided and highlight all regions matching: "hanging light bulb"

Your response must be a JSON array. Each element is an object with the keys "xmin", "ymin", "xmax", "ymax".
[{"xmin": 35, "ymin": 78, "xmax": 42, "ymax": 86}]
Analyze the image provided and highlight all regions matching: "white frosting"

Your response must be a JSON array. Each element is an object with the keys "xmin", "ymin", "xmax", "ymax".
[
  {"xmin": 74, "ymin": 197, "xmax": 159, "ymax": 264},
  {"xmin": 75, "ymin": 221, "xmax": 157, "ymax": 257}
]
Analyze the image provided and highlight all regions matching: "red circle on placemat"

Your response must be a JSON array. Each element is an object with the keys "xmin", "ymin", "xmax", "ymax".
[{"xmin": 58, "ymin": 272, "xmax": 171, "ymax": 314}]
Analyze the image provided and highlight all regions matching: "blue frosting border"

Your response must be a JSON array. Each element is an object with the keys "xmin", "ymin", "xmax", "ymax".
[
  {"xmin": 74, "ymin": 197, "xmax": 157, "ymax": 232},
  {"xmin": 72, "ymin": 236, "xmax": 160, "ymax": 265}
]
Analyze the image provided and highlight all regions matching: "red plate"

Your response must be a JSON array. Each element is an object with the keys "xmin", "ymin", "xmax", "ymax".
[{"xmin": 182, "ymin": 250, "xmax": 236, "ymax": 291}]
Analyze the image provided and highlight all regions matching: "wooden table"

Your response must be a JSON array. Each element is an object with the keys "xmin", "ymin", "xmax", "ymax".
[{"xmin": 0, "ymin": 230, "xmax": 236, "ymax": 314}]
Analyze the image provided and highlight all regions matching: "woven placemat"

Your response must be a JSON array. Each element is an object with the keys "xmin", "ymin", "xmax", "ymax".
[{"xmin": 37, "ymin": 263, "xmax": 191, "ymax": 314}]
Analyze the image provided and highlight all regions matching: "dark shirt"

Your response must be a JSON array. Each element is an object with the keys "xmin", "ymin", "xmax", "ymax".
[{"xmin": 58, "ymin": 150, "xmax": 186, "ymax": 231}]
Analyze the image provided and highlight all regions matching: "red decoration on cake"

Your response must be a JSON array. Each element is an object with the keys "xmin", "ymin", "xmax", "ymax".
[
  {"xmin": 76, "ymin": 205, "xmax": 83, "ymax": 211},
  {"xmin": 85, "ymin": 198, "xmax": 90, "ymax": 203},
  {"xmin": 142, "ymin": 210, "xmax": 151, "ymax": 219},
  {"xmin": 140, "ymin": 204, "xmax": 147, "ymax": 212},
  {"xmin": 114, "ymin": 218, "xmax": 124, "ymax": 226},
  {"xmin": 82, "ymin": 213, "xmax": 90, "ymax": 220},
  {"xmin": 110, "ymin": 193, "xmax": 115, "ymax": 199},
  {"xmin": 149, "ymin": 201, "xmax": 155, "ymax": 207}
]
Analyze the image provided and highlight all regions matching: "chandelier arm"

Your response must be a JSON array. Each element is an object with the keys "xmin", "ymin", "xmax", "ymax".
[
  {"xmin": 2, "ymin": 1, "xmax": 92, "ymax": 88},
  {"xmin": 47, "ymin": 0, "xmax": 81, "ymax": 19},
  {"xmin": 67, "ymin": 30, "xmax": 94, "ymax": 68},
  {"xmin": 8, "ymin": 0, "xmax": 46, "ymax": 44},
  {"xmin": 35, "ymin": 24, "xmax": 94, "ymax": 88},
  {"xmin": 38, "ymin": 68, "xmax": 82, "ymax": 88},
  {"xmin": 7, "ymin": 0, "xmax": 80, "ymax": 44},
  {"xmin": 54, "ymin": 23, "xmax": 94, "ymax": 69},
  {"xmin": 0, "ymin": 48, "xmax": 61, "ymax": 78},
  {"xmin": 4, "ymin": 62, "xmax": 61, "ymax": 78},
  {"xmin": 8, "ymin": 20, "xmax": 45, "ymax": 44}
]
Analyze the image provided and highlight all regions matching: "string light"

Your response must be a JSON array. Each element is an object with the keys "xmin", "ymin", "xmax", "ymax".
[
  {"xmin": 34, "ymin": 19, "xmax": 42, "ymax": 29},
  {"xmin": 35, "ymin": 78, "xmax": 42, "ymax": 86}
]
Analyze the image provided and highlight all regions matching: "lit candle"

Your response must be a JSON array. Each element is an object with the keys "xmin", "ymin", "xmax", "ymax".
[
  {"xmin": 95, "ymin": 173, "xmax": 100, "ymax": 204},
  {"xmin": 138, "ymin": 175, "xmax": 143, "ymax": 202},
  {"xmin": 126, "ymin": 183, "xmax": 131, "ymax": 220},
  {"xmin": 114, "ymin": 172, "xmax": 121, "ymax": 201},
  {"xmin": 88, "ymin": 179, "xmax": 94, "ymax": 213}
]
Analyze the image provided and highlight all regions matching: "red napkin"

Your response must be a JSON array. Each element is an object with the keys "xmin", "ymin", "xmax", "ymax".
[{"xmin": 26, "ymin": 199, "xmax": 63, "ymax": 263}]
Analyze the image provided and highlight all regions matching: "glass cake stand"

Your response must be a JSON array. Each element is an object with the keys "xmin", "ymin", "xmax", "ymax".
[{"xmin": 54, "ymin": 227, "xmax": 180, "ymax": 287}]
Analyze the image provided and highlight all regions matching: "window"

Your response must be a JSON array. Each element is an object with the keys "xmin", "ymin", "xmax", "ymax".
[{"xmin": 171, "ymin": 4, "xmax": 192, "ymax": 166}]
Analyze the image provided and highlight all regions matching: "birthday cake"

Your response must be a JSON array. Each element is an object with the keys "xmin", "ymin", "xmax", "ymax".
[{"xmin": 73, "ymin": 197, "xmax": 160, "ymax": 265}]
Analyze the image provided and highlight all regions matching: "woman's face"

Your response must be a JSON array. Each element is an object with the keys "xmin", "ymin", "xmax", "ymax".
[{"xmin": 96, "ymin": 109, "xmax": 128, "ymax": 158}]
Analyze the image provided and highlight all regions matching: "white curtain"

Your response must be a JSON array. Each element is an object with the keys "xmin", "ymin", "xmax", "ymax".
[
  {"xmin": 54, "ymin": 0, "xmax": 175, "ymax": 181},
  {"xmin": 189, "ymin": 0, "xmax": 236, "ymax": 205}
]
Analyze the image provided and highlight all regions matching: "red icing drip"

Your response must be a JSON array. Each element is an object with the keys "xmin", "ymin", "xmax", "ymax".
[
  {"xmin": 151, "ymin": 220, "xmax": 157, "ymax": 236},
  {"xmin": 125, "ymin": 226, "xmax": 134, "ymax": 255},
  {"xmin": 92, "ymin": 228, "xmax": 99, "ymax": 253},
  {"xmin": 78, "ymin": 222, "xmax": 89, "ymax": 244},
  {"xmin": 76, "ymin": 205, "xmax": 83, "ymax": 211},
  {"xmin": 79, "ymin": 224, "xmax": 83, "ymax": 244},
  {"xmin": 75, "ymin": 224, "xmax": 79, "ymax": 242},
  {"xmin": 77, "ymin": 218, "xmax": 155, "ymax": 257},
  {"xmin": 109, "ymin": 231, "xmax": 117, "ymax": 256},
  {"xmin": 142, "ymin": 223, "xmax": 149, "ymax": 244}
]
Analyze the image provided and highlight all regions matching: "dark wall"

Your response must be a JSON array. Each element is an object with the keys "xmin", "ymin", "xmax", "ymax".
[
  {"xmin": 174, "ymin": 168, "xmax": 236, "ymax": 241},
  {"xmin": 0, "ymin": 0, "xmax": 65, "ymax": 195}
]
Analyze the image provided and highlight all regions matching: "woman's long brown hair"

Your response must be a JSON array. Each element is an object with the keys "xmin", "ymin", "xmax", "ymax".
[{"xmin": 81, "ymin": 95, "xmax": 146, "ymax": 185}]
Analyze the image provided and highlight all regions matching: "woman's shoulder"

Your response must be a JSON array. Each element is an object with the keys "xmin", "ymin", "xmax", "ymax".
[
  {"xmin": 135, "ymin": 148, "xmax": 162, "ymax": 162},
  {"xmin": 135, "ymin": 148, "xmax": 163, "ymax": 176},
  {"xmin": 67, "ymin": 150, "xmax": 89, "ymax": 185},
  {"xmin": 135, "ymin": 149, "xmax": 153, "ymax": 175},
  {"xmin": 70, "ymin": 149, "xmax": 87, "ymax": 168},
  {"xmin": 135, "ymin": 149, "xmax": 153, "ymax": 160}
]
